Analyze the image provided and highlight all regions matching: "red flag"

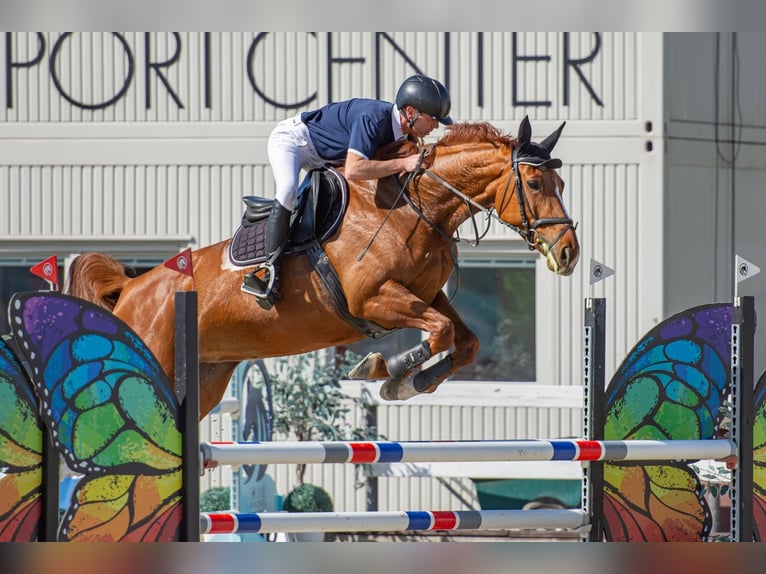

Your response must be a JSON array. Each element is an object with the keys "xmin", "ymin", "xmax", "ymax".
[
  {"xmin": 163, "ymin": 247, "xmax": 194, "ymax": 278},
  {"xmin": 30, "ymin": 254, "xmax": 59, "ymax": 290}
]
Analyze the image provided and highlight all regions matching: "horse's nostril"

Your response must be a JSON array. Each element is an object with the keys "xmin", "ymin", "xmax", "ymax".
[{"xmin": 560, "ymin": 246, "xmax": 570, "ymax": 267}]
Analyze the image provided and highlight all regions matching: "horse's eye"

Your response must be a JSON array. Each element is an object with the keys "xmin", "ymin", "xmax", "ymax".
[{"xmin": 526, "ymin": 179, "xmax": 541, "ymax": 191}]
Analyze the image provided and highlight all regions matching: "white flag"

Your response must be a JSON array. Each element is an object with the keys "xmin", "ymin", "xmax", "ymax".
[
  {"xmin": 735, "ymin": 254, "xmax": 760, "ymax": 284},
  {"xmin": 589, "ymin": 258, "xmax": 615, "ymax": 286}
]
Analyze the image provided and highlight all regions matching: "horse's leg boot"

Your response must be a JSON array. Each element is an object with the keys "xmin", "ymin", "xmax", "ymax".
[
  {"xmin": 241, "ymin": 200, "xmax": 292, "ymax": 309},
  {"xmin": 386, "ymin": 341, "xmax": 431, "ymax": 378}
]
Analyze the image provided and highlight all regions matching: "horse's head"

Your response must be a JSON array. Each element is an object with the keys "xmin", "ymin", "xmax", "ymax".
[
  {"xmin": 494, "ymin": 116, "xmax": 580, "ymax": 276},
  {"xmin": 393, "ymin": 118, "xmax": 579, "ymax": 276}
]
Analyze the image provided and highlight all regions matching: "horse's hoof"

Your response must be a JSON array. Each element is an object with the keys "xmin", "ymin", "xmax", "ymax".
[
  {"xmin": 379, "ymin": 378, "xmax": 419, "ymax": 401},
  {"xmin": 348, "ymin": 352, "xmax": 387, "ymax": 380}
]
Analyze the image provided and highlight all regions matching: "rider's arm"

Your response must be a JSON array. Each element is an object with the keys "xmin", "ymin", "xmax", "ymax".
[{"xmin": 344, "ymin": 151, "xmax": 421, "ymax": 181}]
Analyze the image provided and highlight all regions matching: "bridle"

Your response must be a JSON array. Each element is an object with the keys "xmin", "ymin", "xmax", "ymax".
[{"xmin": 408, "ymin": 144, "xmax": 577, "ymax": 252}]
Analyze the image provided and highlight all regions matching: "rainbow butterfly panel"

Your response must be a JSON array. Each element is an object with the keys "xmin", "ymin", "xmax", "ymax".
[
  {"xmin": 0, "ymin": 337, "xmax": 43, "ymax": 541},
  {"xmin": 603, "ymin": 304, "xmax": 732, "ymax": 541},
  {"xmin": 8, "ymin": 292, "xmax": 183, "ymax": 542},
  {"xmin": 753, "ymin": 368, "xmax": 766, "ymax": 541}
]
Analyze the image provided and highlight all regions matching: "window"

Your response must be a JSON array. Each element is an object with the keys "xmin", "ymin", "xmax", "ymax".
[
  {"xmin": 0, "ymin": 263, "xmax": 64, "ymax": 335},
  {"xmin": 446, "ymin": 260, "xmax": 536, "ymax": 381},
  {"xmin": 341, "ymin": 258, "xmax": 536, "ymax": 382},
  {"xmin": 0, "ymin": 259, "xmax": 158, "ymax": 336}
]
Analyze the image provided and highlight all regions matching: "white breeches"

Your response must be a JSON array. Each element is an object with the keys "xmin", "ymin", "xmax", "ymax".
[{"xmin": 267, "ymin": 114, "xmax": 326, "ymax": 211}]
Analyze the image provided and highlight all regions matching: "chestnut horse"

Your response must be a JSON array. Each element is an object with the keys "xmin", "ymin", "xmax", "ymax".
[{"xmin": 66, "ymin": 117, "xmax": 579, "ymax": 419}]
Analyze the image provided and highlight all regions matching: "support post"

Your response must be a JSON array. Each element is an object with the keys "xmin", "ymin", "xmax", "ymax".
[
  {"xmin": 583, "ymin": 298, "xmax": 606, "ymax": 542},
  {"xmin": 730, "ymin": 295, "xmax": 755, "ymax": 542},
  {"xmin": 40, "ymin": 426, "xmax": 60, "ymax": 541},
  {"xmin": 365, "ymin": 401, "xmax": 379, "ymax": 512},
  {"xmin": 175, "ymin": 291, "xmax": 200, "ymax": 542}
]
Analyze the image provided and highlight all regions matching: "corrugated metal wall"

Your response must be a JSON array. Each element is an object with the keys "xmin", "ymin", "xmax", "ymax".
[
  {"xmin": 0, "ymin": 32, "xmax": 675, "ymax": 513},
  {"xmin": 663, "ymin": 33, "xmax": 766, "ymax": 380}
]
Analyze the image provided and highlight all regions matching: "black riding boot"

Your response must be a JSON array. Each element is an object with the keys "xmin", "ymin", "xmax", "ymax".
[{"xmin": 241, "ymin": 200, "xmax": 292, "ymax": 310}]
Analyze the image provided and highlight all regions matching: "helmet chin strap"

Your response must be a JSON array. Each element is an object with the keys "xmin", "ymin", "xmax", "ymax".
[{"xmin": 402, "ymin": 107, "xmax": 421, "ymax": 131}]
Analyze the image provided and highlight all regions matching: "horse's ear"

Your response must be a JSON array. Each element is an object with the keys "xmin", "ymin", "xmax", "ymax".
[
  {"xmin": 517, "ymin": 115, "xmax": 532, "ymax": 147},
  {"xmin": 539, "ymin": 121, "xmax": 566, "ymax": 153}
]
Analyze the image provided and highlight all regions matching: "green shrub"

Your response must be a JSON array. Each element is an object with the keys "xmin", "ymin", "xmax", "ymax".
[
  {"xmin": 200, "ymin": 486, "xmax": 231, "ymax": 512},
  {"xmin": 283, "ymin": 483, "xmax": 333, "ymax": 512}
]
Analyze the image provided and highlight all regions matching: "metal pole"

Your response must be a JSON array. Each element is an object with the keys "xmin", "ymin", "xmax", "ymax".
[
  {"xmin": 730, "ymin": 295, "xmax": 755, "ymax": 542},
  {"xmin": 175, "ymin": 291, "xmax": 200, "ymax": 542},
  {"xmin": 583, "ymin": 297, "xmax": 606, "ymax": 542}
]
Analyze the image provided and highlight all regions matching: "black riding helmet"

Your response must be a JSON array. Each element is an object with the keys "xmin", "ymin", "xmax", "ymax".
[{"xmin": 395, "ymin": 74, "xmax": 453, "ymax": 125}]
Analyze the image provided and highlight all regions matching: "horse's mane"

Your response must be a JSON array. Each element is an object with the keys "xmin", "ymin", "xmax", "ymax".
[
  {"xmin": 374, "ymin": 122, "xmax": 513, "ymax": 162},
  {"xmin": 438, "ymin": 122, "xmax": 512, "ymax": 148}
]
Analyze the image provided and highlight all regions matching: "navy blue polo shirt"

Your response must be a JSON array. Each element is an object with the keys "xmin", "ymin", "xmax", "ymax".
[{"xmin": 300, "ymin": 99, "xmax": 400, "ymax": 164}]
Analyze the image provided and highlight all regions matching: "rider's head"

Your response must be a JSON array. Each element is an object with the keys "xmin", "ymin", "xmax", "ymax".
[{"xmin": 396, "ymin": 74, "xmax": 452, "ymax": 138}]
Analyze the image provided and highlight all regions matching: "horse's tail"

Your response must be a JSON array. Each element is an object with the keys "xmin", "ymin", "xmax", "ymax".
[{"xmin": 65, "ymin": 252, "xmax": 130, "ymax": 311}]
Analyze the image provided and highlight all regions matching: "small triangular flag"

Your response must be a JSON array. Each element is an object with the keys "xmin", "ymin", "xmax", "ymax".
[
  {"xmin": 163, "ymin": 247, "xmax": 194, "ymax": 278},
  {"xmin": 735, "ymin": 254, "xmax": 760, "ymax": 284},
  {"xmin": 589, "ymin": 258, "xmax": 614, "ymax": 286},
  {"xmin": 30, "ymin": 254, "xmax": 59, "ymax": 290}
]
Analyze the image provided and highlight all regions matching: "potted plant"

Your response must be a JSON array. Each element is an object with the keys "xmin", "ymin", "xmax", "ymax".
[
  {"xmin": 200, "ymin": 486, "xmax": 231, "ymax": 512},
  {"xmin": 283, "ymin": 483, "xmax": 334, "ymax": 513},
  {"xmin": 269, "ymin": 350, "xmax": 372, "ymax": 541}
]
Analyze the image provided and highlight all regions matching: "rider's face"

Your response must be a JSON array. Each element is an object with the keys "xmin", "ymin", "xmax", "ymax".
[{"xmin": 405, "ymin": 106, "xmax": 439, "ymax": 138}]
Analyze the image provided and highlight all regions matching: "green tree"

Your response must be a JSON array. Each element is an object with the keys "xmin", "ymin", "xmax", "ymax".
[{"xmin": 269, "ymin": 350, "xmax": 373, "ymax": 486}]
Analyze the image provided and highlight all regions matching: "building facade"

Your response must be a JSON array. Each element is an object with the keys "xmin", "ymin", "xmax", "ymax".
[{"xmin": 1, "ymin": 32, "xmax": 763, "ymax": 513}]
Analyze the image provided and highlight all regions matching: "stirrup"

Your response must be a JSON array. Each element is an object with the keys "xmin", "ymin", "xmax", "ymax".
[{"xmin": 241, "ymin": 264, "xmax": 279, "ymax": 310}]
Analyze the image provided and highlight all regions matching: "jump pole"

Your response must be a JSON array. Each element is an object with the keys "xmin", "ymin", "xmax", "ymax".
[
  {"xmin": 199, "ymin": 438, "xmax": 737, "ymax": 467},
  {"xmin": 200, "ymin": 508, "xmax": 590, "ymax": 535}
]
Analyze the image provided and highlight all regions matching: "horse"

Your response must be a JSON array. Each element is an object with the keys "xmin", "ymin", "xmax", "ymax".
[{"xmin": 66, "ymin": 116, "xmax": 580, "ymax": 419}]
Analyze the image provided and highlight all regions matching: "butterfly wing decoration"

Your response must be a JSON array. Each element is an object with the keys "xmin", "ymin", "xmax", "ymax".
[
  {"xmin": 8, "ymin": 292, "xmax": 183, "ymax": 542},
  {"xmin": 753, "ymin": 368, "xmax": 766, "ymax": 541},
  {"xmin": 0, "ymin": 336, "xmax": 43, "ymax": 541},
  {"xmin": 602, "ymin": 304, "xmax": 732, "ymax": 541},
  {"xmin": 241, "ymin": 360, "xmax": 273, "ymax": 484}
]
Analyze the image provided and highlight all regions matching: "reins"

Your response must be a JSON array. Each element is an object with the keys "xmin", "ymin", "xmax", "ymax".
[
  {"xmin": 356, "ymin": 137, "xmax": 577, "ymax": 300},
  {"xmin": 356, "ymin": 147, "xmax": 431, "ymax": 262},
  {"xmin": 423, "ymin": 145, "xmax": 577, "ymax": 253}
]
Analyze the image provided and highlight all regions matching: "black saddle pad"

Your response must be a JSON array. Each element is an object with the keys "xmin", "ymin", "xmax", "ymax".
[{"xmin": 229, "ymin": 168, "xmax": 348, "ymax": 266}]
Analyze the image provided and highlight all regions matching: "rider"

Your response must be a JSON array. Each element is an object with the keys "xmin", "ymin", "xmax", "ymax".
[{"xmin": 241, "ymin": 74, "xmax": 453, "ymax": 309}]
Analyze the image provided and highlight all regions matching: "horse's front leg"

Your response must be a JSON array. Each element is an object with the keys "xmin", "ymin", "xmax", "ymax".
[
  {"xmin": 348, "ymin": 281, "xmax": 479, "ymax": 400},
  {"xmin": 409, "ymin": 289, "xmax": 479, "ymax": 393}
]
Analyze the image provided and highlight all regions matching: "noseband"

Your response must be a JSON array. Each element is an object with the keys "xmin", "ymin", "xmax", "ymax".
[{"xmin": 412, "ymin": 145, "xmax": 576, "ymax": 251}]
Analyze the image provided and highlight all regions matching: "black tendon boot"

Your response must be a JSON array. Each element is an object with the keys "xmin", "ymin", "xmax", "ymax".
[{"xmin": 241, "ymin": 200, "xmax": 293, "ymax": 310}]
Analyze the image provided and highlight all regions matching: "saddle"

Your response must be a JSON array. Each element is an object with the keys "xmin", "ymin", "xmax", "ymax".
[
  {"xmin": 230, "ymin": 167, "xmax": 347, "ymax": 266},
  {"xmin": 230, "ymin": 167, "xmax": 393, "ymax": 339}
]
